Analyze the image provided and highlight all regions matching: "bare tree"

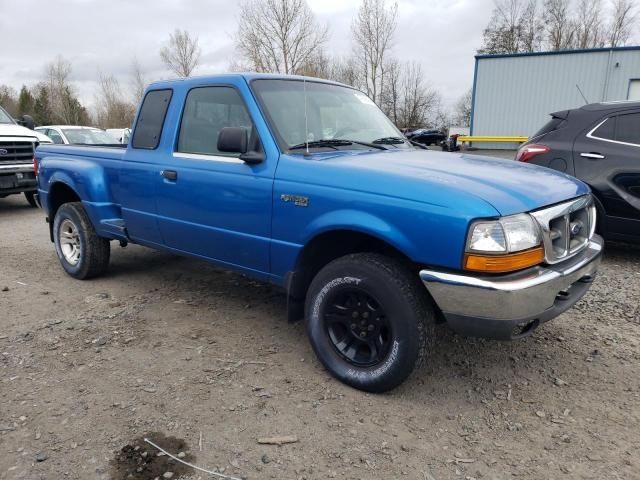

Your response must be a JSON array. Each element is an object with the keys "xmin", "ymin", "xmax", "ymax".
[
  {"xmin": 326, "ymin": 56, "xmax": 362, "ymax": 88},
  {"xmin": 160, "ymin": 29, "xmax": 201, "ymax": 77},
  {"xmin": 481, "ymin": 0, "xmax": 526, "ymax": 53},
  {"xmin": 381, "ymin": 58, "xmax": 401, "ymax": 124},
  {"xmin": 95, "ymin": 73, "xmax": 136, "ymax": 129},
  {"xmin": 520, "ymin": 0, "xmax": 545, "ymax": 51},
  {"xmin": 480, "ymin": 0, "xmax": 545, "ymax": 54},
  {"xmin": 43, "ymin": 56, "xmax": 89, "ymax": 124},
  {"xmin": 45, "ymin": 55, "xmax": 72, "ymax": 123},
  {"xmin": 130, "ymin": 57, "xmax": 147, "ymax": 104},
  {"xmin": 397, "ymin": 62, "xmax": 440, "ymax": 129},
  {"xmin": 454, "ymin": 89, "xmax": 473, "ymax": 128},
  {"xmin": 352, "ymin": 0, "xmax": 398, "ymax": 106},
  {"xmin": 544, "ymin": 0, "xmax": 577, "ymax": 50},
  {"xmin": 607, "ymin": 0, "xmax": 637, "ymax": 47},
  {"xmin": 235, "ymin": 0, "xmax": 328, "ymax": 74},
  {"xmin": 574, "ymin": 0, "xmax": 605, "ymax": 47}
]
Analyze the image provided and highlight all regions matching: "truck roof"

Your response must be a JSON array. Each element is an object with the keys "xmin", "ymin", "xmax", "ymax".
[{"xmin": 147, "ymin": 73, "xmax": 350, "ymax": 90}]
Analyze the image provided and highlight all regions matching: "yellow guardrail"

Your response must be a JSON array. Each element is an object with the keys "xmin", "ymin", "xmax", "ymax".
[{"xmin": 457, "ymin": 136, "xmax": 529, "ymax": 143}]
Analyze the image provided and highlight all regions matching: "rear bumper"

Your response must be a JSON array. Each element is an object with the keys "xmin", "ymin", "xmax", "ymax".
[{"xmin": 420, "ymin": 235, "xmax": 603, "ymax": 339}]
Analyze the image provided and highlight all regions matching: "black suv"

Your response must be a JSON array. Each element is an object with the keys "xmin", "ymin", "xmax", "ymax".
[
  {"xmin": 405, "ymin": 128, "xmax": 446, "ymax": 146},
  {"xmin": 517, "ymin": 101, "xmax": 640, "ymax": 243}
]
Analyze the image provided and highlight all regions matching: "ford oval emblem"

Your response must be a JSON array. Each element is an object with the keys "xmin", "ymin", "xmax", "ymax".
[{"xmin": 0, "ymin": 148, "xmax": 8, "ymax": 156}]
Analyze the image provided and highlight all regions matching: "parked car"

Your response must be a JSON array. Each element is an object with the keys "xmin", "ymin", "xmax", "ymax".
[
  {"xmin": 517, "ymin": 101, "xmax": 640, "ymax": 243},
  {"xmin": 405, "ymin": 128, "xmax": 446, "ymax": 146},
  {"xmin": 106, "ymin": 128, "xmax": 132, "ymax": 144},
  {"xmin": 35, "ymin": 74, "xmax": 602, "ymax": 392},
  {"xmin": 35, "ymin": 126, "xmax": 120, "ymax": 145},
  {"xmin": 0, "ymin": 106, "xmax": 52, "ymax": 207}
]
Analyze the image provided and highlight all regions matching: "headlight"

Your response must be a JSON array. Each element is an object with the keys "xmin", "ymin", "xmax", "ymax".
[{"xmin": 465, "ymin": 214, "xmax": 544, "ymax": 273}]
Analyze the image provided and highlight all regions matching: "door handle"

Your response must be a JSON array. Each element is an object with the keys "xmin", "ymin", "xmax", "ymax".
[
  {"xmin": 580, "ymin": 152, "xmax": 605, "ymax": 159},
  {"xmin": 161, "ymin": 170, "xmax": 177, "ymax": 181}
]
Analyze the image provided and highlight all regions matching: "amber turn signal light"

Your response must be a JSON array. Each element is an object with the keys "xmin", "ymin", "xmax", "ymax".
[{"xmin": 464, "ymin": 246, "xmax": 545, "ymax": 273}]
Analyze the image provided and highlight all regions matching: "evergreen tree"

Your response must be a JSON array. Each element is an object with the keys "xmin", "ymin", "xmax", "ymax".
[
  {"xmin": 33, "ymin": 85, "xmax": 53, "ymax": 125},
  {"xmin": 17, "ymin": 86, "xmax": 35, "ymax": 117}
]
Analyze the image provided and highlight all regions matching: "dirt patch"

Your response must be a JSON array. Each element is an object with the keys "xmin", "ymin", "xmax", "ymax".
[
  {"xmin": 110, "ymin": 433, "xmax": 193, "ymax": 480},
  {"xmin": 1, "ymin": 196, "xmax": 640, "ymax": 479}
]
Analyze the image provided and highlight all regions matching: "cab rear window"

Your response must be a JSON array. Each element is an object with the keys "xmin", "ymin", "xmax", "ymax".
[{"xmin": 132, "ymin": 89, "xmax": 173, "ymax": 150}]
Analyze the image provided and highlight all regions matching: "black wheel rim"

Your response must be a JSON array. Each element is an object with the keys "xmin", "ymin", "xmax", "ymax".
[{"xmin": 323, "ymin": 287, "xmax": 392, "ymax": 367}]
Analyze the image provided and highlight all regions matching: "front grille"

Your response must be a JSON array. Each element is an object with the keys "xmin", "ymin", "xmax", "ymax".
[
  {"xmin": 531, "ymin": 195, "xmax": 595, "ymax": 264},
  {"xmin": 0, "ymin": 140, "xmax": 35, "ymax": 164}
]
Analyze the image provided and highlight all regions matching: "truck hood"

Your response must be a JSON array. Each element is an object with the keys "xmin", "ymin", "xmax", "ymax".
[
  {"xmin": 0, "ymin": 123, "xmax": 52, "ymax": 144},
  {"xmin": 284, "ymin": 149, "xmax": 590, "ymax": 216}
]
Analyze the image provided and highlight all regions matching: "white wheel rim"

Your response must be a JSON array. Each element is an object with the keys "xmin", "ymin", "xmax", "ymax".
[{"xmin": 59, "ymin": 219, "xmax": 81, "ymax": 266}]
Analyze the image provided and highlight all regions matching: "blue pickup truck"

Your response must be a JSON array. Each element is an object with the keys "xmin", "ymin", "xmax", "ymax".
[{"xmin": 35, "ymin": 74, "xmax": 603, "ymax": 392}]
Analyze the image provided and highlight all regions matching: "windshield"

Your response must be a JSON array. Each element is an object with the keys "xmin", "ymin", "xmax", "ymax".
[
  {"xmin": 251, "ymin": 79, "xmax": 408, "ymax": 151},
  {"xmin": 62, "ymin": 128, "xmax": 116, "ymax": 144},
  {"xmin": 0, "ymin": 107, "xmax": 15, "ymax": 124}
]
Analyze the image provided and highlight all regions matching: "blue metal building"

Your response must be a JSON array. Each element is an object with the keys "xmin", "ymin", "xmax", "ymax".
[{"xmin": 470, "ymin": 46, "xmax": 640, "ymax": 148}]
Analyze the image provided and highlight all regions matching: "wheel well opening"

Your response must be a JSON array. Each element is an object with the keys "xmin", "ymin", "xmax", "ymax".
[
  {"xmin": 48, "ymin": 183, "xmax": 81, "ymax": 241},
  {"xmin": 287, "ymin": 230, "xmax": 416, "ymax": 304}
]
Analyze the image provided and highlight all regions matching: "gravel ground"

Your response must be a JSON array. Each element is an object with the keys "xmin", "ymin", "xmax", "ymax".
[{"xmin": 1, "ymin": 194, "xmax": 639, "ymax": 480}]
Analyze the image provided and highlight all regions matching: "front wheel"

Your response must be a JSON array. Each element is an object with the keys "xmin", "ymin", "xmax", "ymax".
[
  {"xmin": 53, "ymin": 202, "xmax": 110, "ymax": 279},
  {"xmin": 24, "ymin": 191, "xmax": 38, "ymax": 208},
  {"xmin": 305, "ymin": 253, "xmax": 435, "ymax": 393}
]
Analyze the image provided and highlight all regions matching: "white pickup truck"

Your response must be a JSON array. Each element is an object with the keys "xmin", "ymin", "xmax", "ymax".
[{"xmin": 0, "ymin": 106, "xmax": 52, "ymax": 206}]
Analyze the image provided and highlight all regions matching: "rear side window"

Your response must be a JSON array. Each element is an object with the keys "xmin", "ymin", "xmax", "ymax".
[
  {"xmin": 532, "ymin": 116, "xmax": 566, "ymax": 138},
  {"xmin": 591, "ymin": 118, "xmax": 615, "ymax": 140},
  {"xmin": 132, "ymin": 89, "xmax": 173, "ymax": 149},
  {"xmin": 614, "ymin": 113, "xmax": 640, "ymax": 145},
  {"xmin": 177, "ymin": 86, "xmax": 252, "ymax": 156}
]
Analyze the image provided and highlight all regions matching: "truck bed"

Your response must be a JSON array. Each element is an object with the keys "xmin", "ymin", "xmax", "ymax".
[{"xmin": 36, "ymin": 144, "xmax": 127, "ymax": 161}]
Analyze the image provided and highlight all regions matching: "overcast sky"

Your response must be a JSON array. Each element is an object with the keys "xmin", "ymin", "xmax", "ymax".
[{"xmin": 0, "ymin": 0, "xmax": 493, "ymax": 112}]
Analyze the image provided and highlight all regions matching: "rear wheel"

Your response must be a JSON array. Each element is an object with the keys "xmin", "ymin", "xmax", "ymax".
[
  {"xmin": 305, "ymin": 253, "xmax": 435, "ymax": 392},
  {"xmin": 53, "ymin": 202, "xmax": 110, "ymax": 279},
  {"xmin": 24, "ymin": 191, "xmax": 37, "ymax": 208}
]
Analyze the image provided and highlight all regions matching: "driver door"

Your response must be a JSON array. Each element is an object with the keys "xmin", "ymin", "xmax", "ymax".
[{"xmin": 154, "ymin": 83, "xmax": 274, "ymax": 275}]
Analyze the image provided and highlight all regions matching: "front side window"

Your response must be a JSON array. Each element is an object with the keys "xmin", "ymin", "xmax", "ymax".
[
  {"xmin": 177, "ymin": 87, "xmax": 253, "ymax": 156},
  {"xmin": 251, "ymin": 79, "xmax": 408, "ymax": 150}
]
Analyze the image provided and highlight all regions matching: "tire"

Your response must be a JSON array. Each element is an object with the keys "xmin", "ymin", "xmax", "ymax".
[
  {"xmin": 24, "ymin": 191, "xmax": 38, "ymax": 208},
  {"xmin": 53, "ymin": 202, "xmax": 110, "ymax": 279},
  {"xmin": 305, "ymin": 253, "xmax": 435, "ymax": 393}
]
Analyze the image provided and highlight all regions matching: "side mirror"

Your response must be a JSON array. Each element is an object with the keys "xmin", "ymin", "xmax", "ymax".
[
  {"xmin": 21, "ymin": 115, "xmax": 35, "ymax": 130},
  {"xmin": 218, "ymin": 127, "xmax": 248, "ymax": 154},
  {"xmin": 217, "ymin": 126, "xmax": 264, "ymax": 165}
]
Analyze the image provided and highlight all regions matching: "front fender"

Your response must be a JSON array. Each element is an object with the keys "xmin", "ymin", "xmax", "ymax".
[{"xmin": 300, "ymin": 209, "xmax": 416, "ymax": 256}]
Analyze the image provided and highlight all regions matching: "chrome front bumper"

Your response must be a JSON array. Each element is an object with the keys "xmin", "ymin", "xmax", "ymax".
[{"xmin": 420, "ymin": 235, "xmax": 603, "ymax": 339}]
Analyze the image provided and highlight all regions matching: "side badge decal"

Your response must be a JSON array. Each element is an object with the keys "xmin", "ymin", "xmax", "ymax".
[{"xmin": 281, "ymin": 194, "xmax": 310, "ymax": 207}]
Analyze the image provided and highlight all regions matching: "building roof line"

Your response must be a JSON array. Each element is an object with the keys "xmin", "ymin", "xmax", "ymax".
[{"xmin": 475, "ymin": 45, "xmax": 640, "ymax": 60}]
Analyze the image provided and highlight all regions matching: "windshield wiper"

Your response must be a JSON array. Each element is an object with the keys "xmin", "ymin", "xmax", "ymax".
[
  {"xmin": 289, "ymin": 139, "xmax": 349, "ymax": 150},
  {"xmin": 289, "ymin": 138, "xmax": 387, "ymax": 151},
  {"xmin": 372, "ymin": 136, "xmax": 407, "ymax": 146},
  {"xmin": 372, "ymin": 136, "xmax": 428, "ymax": 149}
]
